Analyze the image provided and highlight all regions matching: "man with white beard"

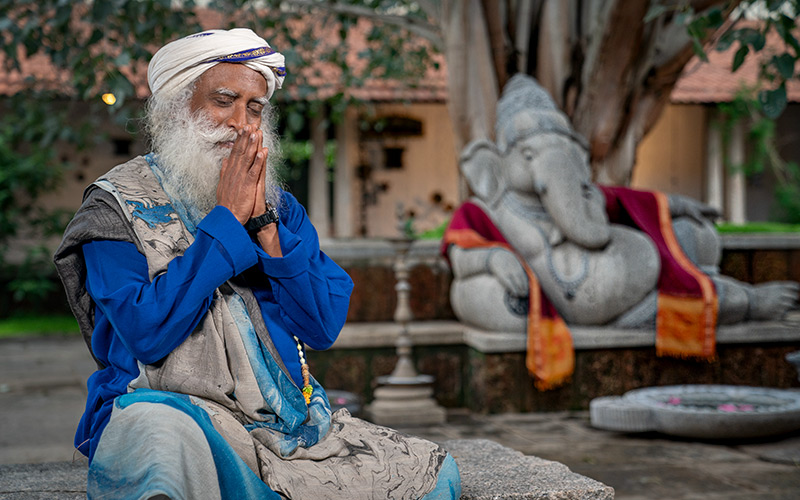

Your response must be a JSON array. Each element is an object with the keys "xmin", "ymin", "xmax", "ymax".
[{"xmin": 54, "ymin": 28, "xmax": 460, "ymax": 500}]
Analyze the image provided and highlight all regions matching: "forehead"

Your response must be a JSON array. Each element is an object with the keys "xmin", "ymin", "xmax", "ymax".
[{"xmin": 194, "ymin": 62, "xmax": 267, "ymax": 96}]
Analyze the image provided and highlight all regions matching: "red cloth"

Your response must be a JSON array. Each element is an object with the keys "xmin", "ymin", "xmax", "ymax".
[
  {"xmin": 600, "ymin": 186, "xmax": 718, "ymax": 359},
  {"xmin": 442, "ymin": 201, "xmax": 574, "ymax": 389}
]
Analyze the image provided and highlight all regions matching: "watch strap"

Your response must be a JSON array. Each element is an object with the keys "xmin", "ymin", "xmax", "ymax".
[{"xmin": 244, "ymin": 206, "xmax": 280, "ymax": 232}]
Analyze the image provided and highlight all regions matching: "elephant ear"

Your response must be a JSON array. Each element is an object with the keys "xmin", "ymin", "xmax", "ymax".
[{"xmin": 460, "ymin": 139, "xmax": 502, "ymax": 204}]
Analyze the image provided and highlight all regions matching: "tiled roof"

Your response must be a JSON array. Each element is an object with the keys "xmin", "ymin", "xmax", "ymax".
[{"xmin": 671, "ymin": 24, "xmax": 800, "ymax": 103}]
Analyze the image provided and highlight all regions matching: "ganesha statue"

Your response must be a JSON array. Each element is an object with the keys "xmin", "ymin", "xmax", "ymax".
[{"xmin": 442, "ymin": 74, "xmax": 797, "ymax": 383}]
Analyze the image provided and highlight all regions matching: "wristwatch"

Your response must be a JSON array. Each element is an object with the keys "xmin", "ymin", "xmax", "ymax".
[{"xmin": 245, "ymin": 205, "xmax": 280, "ymax": 232}]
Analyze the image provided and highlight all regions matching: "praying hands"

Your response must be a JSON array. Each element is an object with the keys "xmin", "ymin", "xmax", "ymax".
[
  {"xmin": 216, "ymin": 124, "xmax": 269, "ymax": 224},
  {"xmin": 216, "ymin": 124, "xmax": 281, "ymax": 256}
]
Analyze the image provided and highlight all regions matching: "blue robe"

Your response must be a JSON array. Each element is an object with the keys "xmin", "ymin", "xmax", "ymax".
[{"xmin": 76, "ymin": 198, "xmax": 353, "ymax": 461}]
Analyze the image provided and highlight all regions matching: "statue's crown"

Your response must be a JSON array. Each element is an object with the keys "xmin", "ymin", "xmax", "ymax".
[{"xmin": 495, "ymin": 74, "xmax": 586, "ymax": 154}]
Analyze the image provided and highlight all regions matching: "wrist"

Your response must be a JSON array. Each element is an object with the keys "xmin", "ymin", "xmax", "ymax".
[
  {"xmin": 244, "ymin": 206, "xmax": 280, "ymax": 233},
  {"xmin": 256, "ymin": 224, "xmax": 282, "ymax": 257}
]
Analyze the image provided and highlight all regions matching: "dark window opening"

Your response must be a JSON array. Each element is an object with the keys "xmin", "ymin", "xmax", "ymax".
[
  {"xmin": 384, "ymin": 147, "xmax": 404, "ymax": 169},
  {"xmin": 362, "ymin": 116, "xmax": 423, "ymax": 138}
]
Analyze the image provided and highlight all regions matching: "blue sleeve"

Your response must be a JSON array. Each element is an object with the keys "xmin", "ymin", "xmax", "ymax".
[
  {"xmin": 253, "ymin": 193, "xmax": 353, "ymax": 350},
  {"xmin": 83, "ymin": 206, "xmax": 258, "ymax": 364}
]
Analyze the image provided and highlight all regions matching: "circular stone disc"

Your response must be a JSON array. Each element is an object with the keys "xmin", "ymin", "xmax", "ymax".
[{"xmin": 593, "ymin": 385, "xmax": 800, "ymax": 439}]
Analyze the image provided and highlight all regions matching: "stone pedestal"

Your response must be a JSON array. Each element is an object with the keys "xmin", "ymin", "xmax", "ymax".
[
  {"xmin": 365, "ymin": 376, "xmax": 447, "ymax": 426},
  {"xmin": 365, "ymin": 239, "xmax": 447, "ymax": 426}
]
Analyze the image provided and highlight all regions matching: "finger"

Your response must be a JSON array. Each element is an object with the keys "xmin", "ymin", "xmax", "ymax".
[
  {"xmin": 229, "ymin": 127, "xmax": 250, "ymax": 160},
  {"xmin": 253, "ymin": 150, "xmax": 267, "ymax": 216},
  {"xmin": 226, "ymin": 128, "xmax": 258, "ymax": 186},
  {"xmin": 245, "ymin": 130, "xmax": 263, "ymax": 172}
]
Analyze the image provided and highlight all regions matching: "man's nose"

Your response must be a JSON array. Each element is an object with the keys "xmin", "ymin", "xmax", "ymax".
[{"xmin": 225, "ymin": 104, "xmax": 248, "ymax": 129}]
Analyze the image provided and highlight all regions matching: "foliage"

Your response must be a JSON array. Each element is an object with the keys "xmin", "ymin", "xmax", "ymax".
[
  {"xmin": 0, "ymin": 0, "xmax": 434, "ymax": 306},
  {"xmin": 648, "ymin": 1, "xmax": 799, "ymax": 223},
  {"xmin": 0, "ymin": 314, "xmax": 79, "ymax": 338},
  {"xmin": 650, "ymin": 0, "xmax": 799, "ymax": 119},
  {"xmin": 278, "ymin": 138, "xmax": 337, "ymax": 186},
  {"xmin": 0, "ymin": 92, "xmax": 94, "ymax": 305},
  {"xmin": 416, "ymin": 218, "xmax": 449, "ymax": 240},
  {"xmin": 716, "ymin": 220, "xmax": 800, "ymax": 231}
]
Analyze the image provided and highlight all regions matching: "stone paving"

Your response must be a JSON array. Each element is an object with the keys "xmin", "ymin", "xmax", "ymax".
[{"xmin": 2, "ymin": 336, "xmax": 800, "ymax": 499}]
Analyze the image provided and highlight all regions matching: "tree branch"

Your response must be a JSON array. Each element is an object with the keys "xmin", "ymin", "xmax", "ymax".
[{"xmin": 281, "ymin": 0, "xmax": 444, "ymax": 49}]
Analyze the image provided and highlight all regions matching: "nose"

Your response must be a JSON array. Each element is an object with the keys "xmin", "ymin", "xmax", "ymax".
[{"xmin": 225, "ymin": 103, "xmax": 248, "ymax": 130}]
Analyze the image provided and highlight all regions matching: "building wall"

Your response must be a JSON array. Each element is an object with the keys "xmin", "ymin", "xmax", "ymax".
[
  {"xmin": 631, "ymin": 104, "xmax": 708, "ymax": 201},
  {"xmin": 6, "ymin": 101, "xmax": 147, "ymax": 264},
  {"xmin": 38, "ymin": 130, "xmax": 147, "ymax": 215},
  {"xmin": 353, "ymin": 102, "xmax": 459, "ymax": 238}
]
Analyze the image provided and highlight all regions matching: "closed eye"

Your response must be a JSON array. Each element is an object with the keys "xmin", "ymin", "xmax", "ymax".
[
  {"xmin": 213, "ymin": 95, "xmax": 234, "ymax": 106},
  {"xmin": 248, "ymin": 103, "xmax": 264, "ymax": 115}
]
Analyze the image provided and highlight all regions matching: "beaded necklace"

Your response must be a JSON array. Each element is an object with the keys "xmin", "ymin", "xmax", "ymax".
[{"xmin": 293, "ymin": 335, "xmax": 313, "ymax": 404}]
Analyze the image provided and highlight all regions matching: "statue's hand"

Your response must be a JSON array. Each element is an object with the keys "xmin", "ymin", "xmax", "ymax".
[
  {"xmin": 669, "ymin": 194, "xmax": 721, "ymax": 225},
  {"xmin": 488, "ymin": 250, "xmax": 529, "ymax": 296}
]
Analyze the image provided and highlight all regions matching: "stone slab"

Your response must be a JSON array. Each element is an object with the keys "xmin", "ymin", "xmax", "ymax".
[
  {"xmin": 0, "ymin": 440, "xmax": 614, "ymax": 500},
  {"xmin": 322, "ymin": 233, "xmax": 800, "ymax": 259},
  {"xmin": 443, "ymin": 438, "xmax": 614, "ymax": 499},
  {"xmin": 321, "ymin": 238, "xmax": 445, "ymax": 265},
  {"xmin": 720, "ymin": 233, "xmax": 800, "ymax": 250},
  {"xmin": 323, "ymin": 315, "xmax": 800, "ymax": 354},
  {"xmin": 326, "ymin": 321, "xmax": 465, "ymax": 349},
  {"xmin": 463, "ymin": 315, "xmax": 800, "ymax": 353}
]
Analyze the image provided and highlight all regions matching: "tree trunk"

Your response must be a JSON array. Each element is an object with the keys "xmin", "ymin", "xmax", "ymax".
[{"xmin": 432, "ymin": 0, "xmax": 735, "ymax": 185}]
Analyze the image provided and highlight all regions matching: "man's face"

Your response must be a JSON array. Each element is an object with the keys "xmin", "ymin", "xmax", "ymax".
[{"xmin": 189, "ymin": 62, "xmax": 269, "ymax": 148}]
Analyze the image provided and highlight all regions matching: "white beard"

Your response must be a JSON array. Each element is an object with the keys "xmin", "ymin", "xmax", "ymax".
[{"xmin": 148, "ymin": 97, "xmax": 283, "ymax": 218}]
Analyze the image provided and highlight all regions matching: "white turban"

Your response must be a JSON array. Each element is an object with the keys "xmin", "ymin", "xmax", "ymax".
[{"xmin": 147, "ymin": 28, "xmax": 286, "ymax": 100}]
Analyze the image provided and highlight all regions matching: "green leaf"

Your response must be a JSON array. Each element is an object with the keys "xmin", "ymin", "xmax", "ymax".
[
  {"xmin": 114, "ymin": 51, "xmax": 131, "ymax": 67},
  {"xmin": 91, "ymin": 0, "xmax": 114, "ymax": 22},
  {"xmin": 704, "ymin": 7, "xmax": 724, "ymax": 28},
  {"xmin": 692, "ymin": 39, "xmax": 708, "ymax": 62},
  {"xmin": 772, "ymin": 53, "xmax": 796, "ymax": 79},
  {"xmin": 732, "ymin": 45, "xmax": 749, "ymax": 72},
  {"xmin": 738, "ymin": 28, "xmax": 766, "ymax": 51},
  {"xmin": 715, "ymin": 30, "xmax": 735, "ymax": 52},
  {"xmin": 759, "ymin": 85, "xmax": 787, "ymax": 119}
]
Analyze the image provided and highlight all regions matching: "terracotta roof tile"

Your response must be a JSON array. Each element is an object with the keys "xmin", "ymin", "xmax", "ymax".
[{"xmin": 672, "ymin": 23, "xmax": 800, "ymax": 103}]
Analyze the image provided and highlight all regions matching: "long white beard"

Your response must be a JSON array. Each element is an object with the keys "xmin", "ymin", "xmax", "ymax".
[{"xmin": 148, "ymin": 97, "xmax": 282, "ymax": 218}]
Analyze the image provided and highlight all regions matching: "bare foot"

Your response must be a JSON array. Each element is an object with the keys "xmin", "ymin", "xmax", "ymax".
[{"xmin": 748, "ymin": 282, "xmax": 800, "ymax": 321}]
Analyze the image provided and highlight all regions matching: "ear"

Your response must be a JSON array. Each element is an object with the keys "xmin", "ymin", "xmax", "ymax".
[{"xmin": 460, "ymin": 139, "xmax": 502, "ymax": 203}]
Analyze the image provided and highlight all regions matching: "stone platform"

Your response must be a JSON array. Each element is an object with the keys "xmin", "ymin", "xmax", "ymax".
[
  {"xmin": 0, "ymin": 440, "xmax": 614, "ymax": 500},
  {"xmin": 309, "ymin": 315, "xmax": 800, "ymax": 413}
]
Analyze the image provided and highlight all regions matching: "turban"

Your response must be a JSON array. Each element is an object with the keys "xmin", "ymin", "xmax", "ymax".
[{"xmin": 147, "ymin": 28, "xmax": 286, "ymax": 100}]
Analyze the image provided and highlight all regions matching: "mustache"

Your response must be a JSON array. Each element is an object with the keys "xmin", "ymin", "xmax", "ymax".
[{"xmin": 195, "ymin": 123, "xmax": 238, "ymax": 145}]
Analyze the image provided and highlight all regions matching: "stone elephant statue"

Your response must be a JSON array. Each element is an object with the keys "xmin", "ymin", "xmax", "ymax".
[{"xmin": 445, "ymin": 74, "xmax": 798, "ymax": 334}]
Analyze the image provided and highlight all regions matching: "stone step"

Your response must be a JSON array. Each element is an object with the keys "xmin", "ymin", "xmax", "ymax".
[
  {"xmin": 443, "ymin": 439, "xmax": 614, "ymax": 500},
  {"xmin": 0, "ymin": 439, "xmax": 614, "ymax": 499}
]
